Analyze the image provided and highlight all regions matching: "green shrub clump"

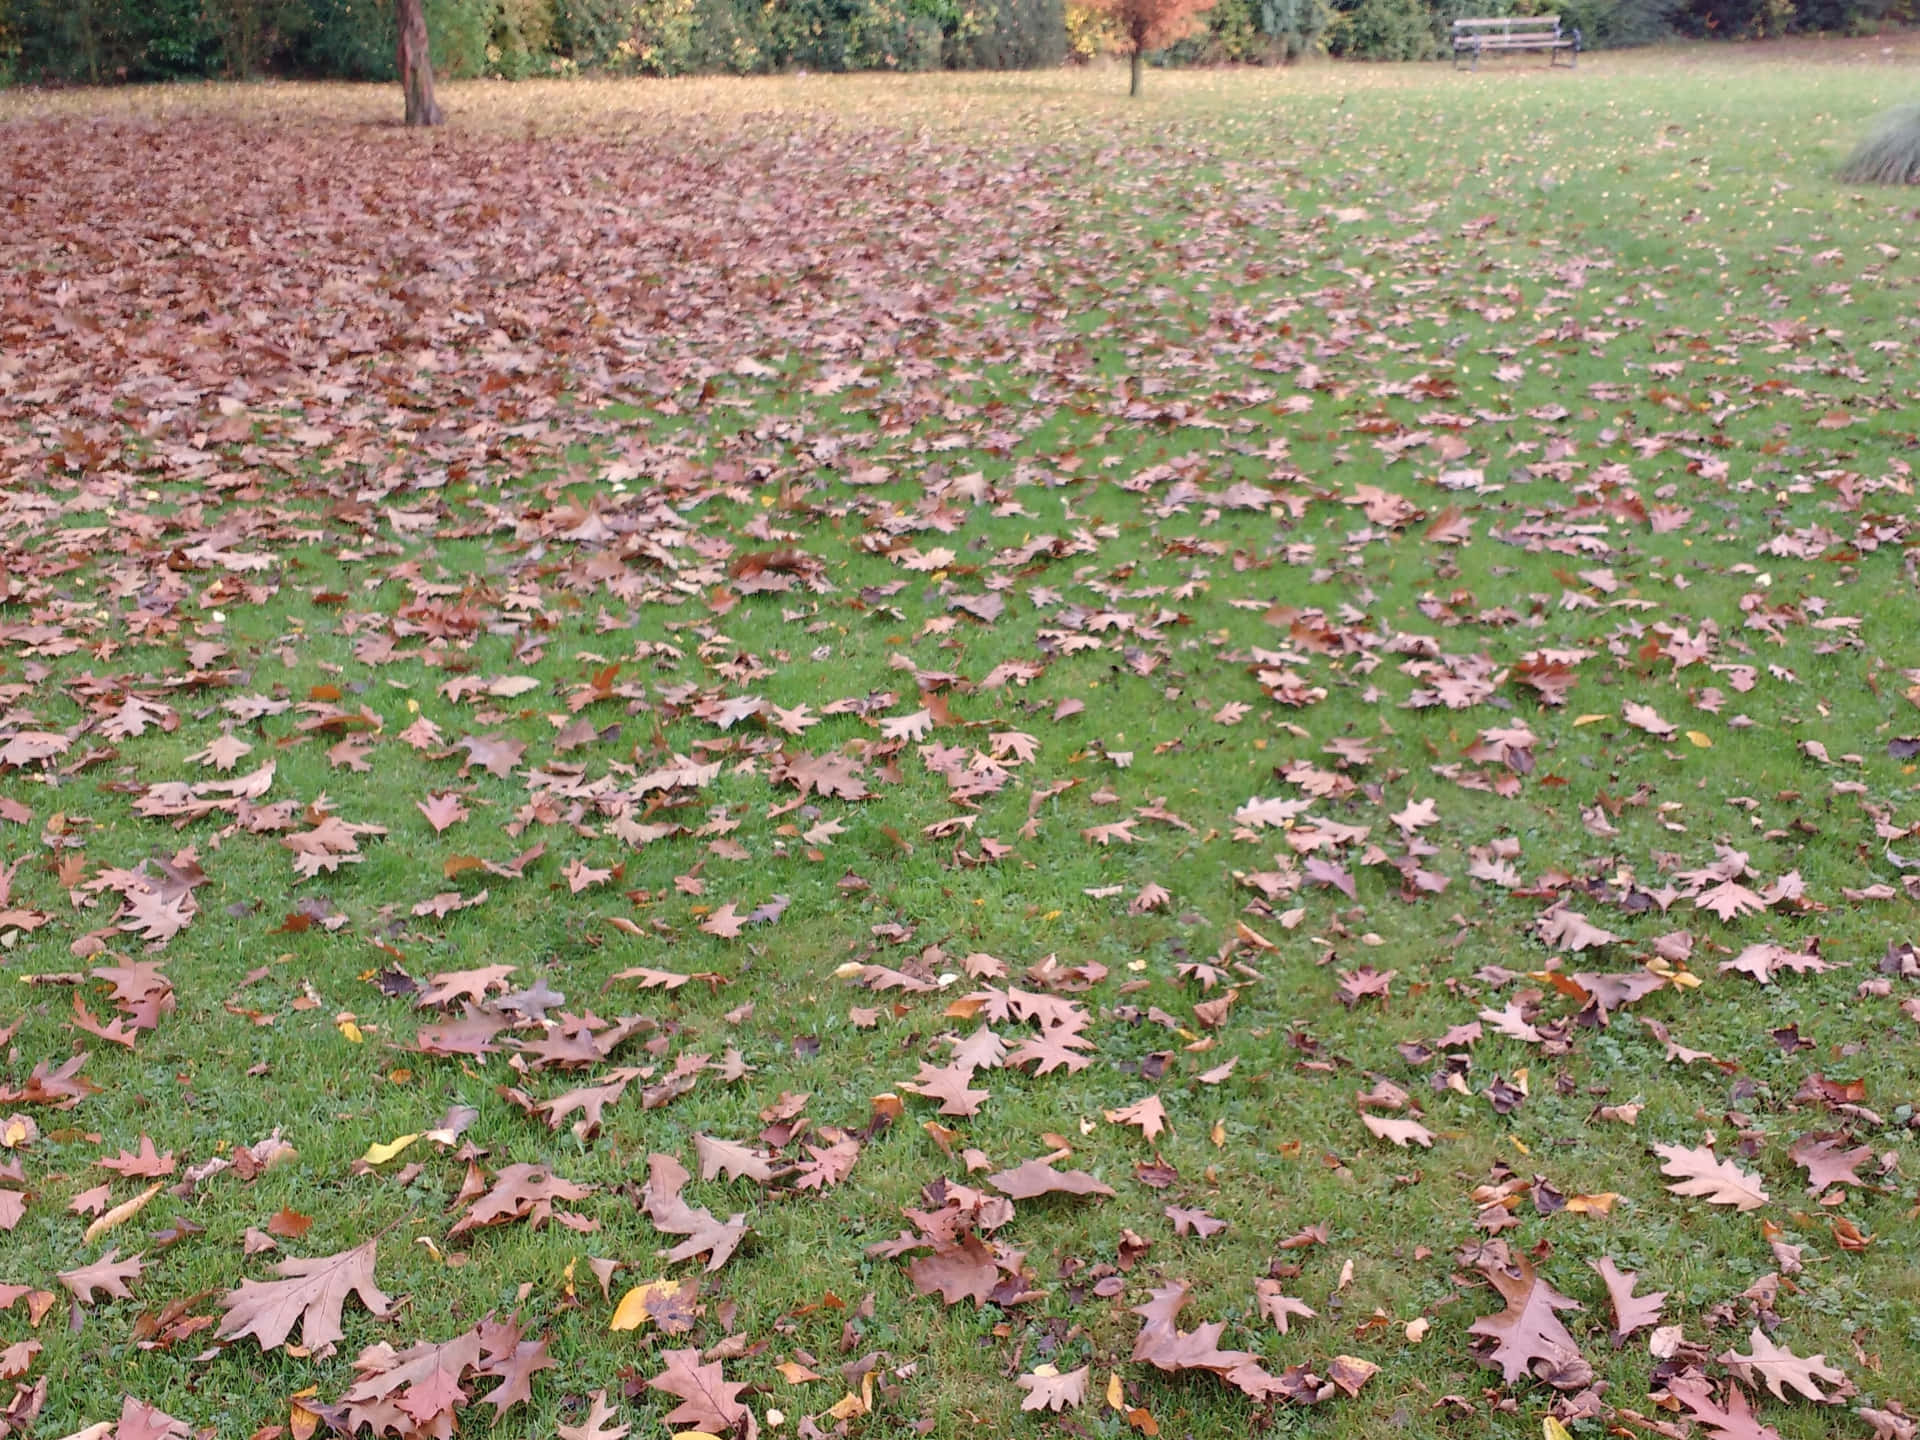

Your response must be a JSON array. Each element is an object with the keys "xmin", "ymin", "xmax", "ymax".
[{"xmin": 0, "ymin": 0, "xmax": 1909, "ymax": 81}]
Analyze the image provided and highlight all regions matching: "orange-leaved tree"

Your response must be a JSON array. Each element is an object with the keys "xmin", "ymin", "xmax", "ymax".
[{"xmin": 1082, "ymin": 0, "xmax": 1217, "ymax": 97}]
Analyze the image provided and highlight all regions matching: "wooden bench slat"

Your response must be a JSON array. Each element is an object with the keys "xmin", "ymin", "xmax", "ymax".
[{"xmin": 1451, "ymin": 14, "xmax": 1580, "ymax": 68}]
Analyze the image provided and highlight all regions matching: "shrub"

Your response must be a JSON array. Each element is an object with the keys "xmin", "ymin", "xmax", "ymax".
[
  {"xmin": 1257, "ymin": 0, "xmax": 1332, "ymax": 56},
  {"xmin": 1064, "ymin": 0, "xmax": 1121, "ymax": 56},
  {"xmin": 844, "ymin": 0, "xmax": 944, "ymax": 68},
  {"xmin": 426, "ymin": 0, "xmax": 499, "ymax": 74},
  {"xmin": 1838, "ymin": 103, "xmax": 1920, "ymax": 185},
  {"xmin": 1555, "ymin": 0, "xmax": 1675, "ymax": 45},
  {"xmin": 948, "ymin": 0, "xmax": 1067, "ymax": 67},
  {"xmin": 553, "ymin": 0, "xmax": 698, "ymax": 72},
  {"xmin": 1328, "ymin": 0, "xmax": 1433, "ymax": 58},
  {"xmin": 288, "ymin": 0, "xmax": 396, "ymax": 79},
  {"xmin": 1169, "ymin": 0, "xmax": 1260, "ymax": 61},
  {"xmin": 683, "ymin": 0, "xmax": 772, "ymax": 71}
]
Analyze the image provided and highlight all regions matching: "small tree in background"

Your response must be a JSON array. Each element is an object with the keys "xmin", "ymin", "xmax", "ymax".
[
  {"xmin": 1082, "ymin": 0, "xmax": 1216, "ymax": 94},
  {"xmin": 1838, "ymin": 105, "xmax": 1920, "ymax": 186},
  {"xmin": 397, "ymin": 0, "xmax": 442, "ymax": 126}
]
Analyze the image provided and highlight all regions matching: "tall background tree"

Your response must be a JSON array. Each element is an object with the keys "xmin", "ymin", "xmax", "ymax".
[
  {"xmin": 396, "ymin": 0, "xmax": 442, "ymax": 125},
  {"xmin": 1081, "ymin": 0, "xmax": 1216, "ymax": 94}
]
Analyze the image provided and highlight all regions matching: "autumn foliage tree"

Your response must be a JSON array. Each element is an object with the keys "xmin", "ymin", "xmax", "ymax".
[{"xmin": 1081, "ymin": 0, "xmax": 1217, "ymax": 96}]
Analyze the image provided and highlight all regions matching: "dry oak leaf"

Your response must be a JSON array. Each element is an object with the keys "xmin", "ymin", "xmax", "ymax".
[
  {"xmin": 788, "ymin": 1136, "xmax": 860, "ymax": 1192},
  {"xmin": 907, "ymin": 1232, "xmax": 999, "ymax": 1307},
  {"xmin": 1789, "ymin": 1134, "xmax": 1873, "ymax": 1194},
  {"xmin": 1719, "ymin": 1328, "xmax": 1848, "ymax": 1404},
  {"xmin": 645, "ymin": 1348, "xmax": 757, "ymax": 1439},
  {"xmin": 699, "ymin": 903, "xmax": 747, "ymax": 940},
  {"xmin": 639, "ymin": 1152, "xmax": 749, "ymax": 1272},
  {"xmin": 906, "ymin": 1061, "xmax": 990, "ymax": 1118},
  {"xmin": 986, "ymin": 1158, "xmax": 1115, "ymax": 1201},
  {"xmin": 610, "ymin": 967, "xmax": 694, "ymax": 992},
  {"xmin": 1466, "ymin": 1248, "xmax": 1585, "ymax": 1385},
  {"xmin": 111, "ymin": 1396, "xmax": 188, "ymax": 1440},
  {"xmin": 1720, "ymin": 943, "xmax": 1833, "ymax": 984},
  {"xmin": 1362, "ymin": 1114, "xmax": 1435, "ymax": 1149},
  {"xmin": 339, "ymin": 1329, "xmax": 483, "ymax": 1431},
  {"xmin": 1129, "ymin": 1282, "xmax": 1282, "ymax": 1400},
  {"xmin": 558, "ymin": 1389, "xmax": 630, "ymax": 1440},
  {"xmin": 448, "ymin": 1163, "xmax": 593, "ymax": 1237},
  {"xmin": 1693, "ymin": 879, "xmax": 1768, "ymax": 924},
  {"xmin": 1328, "ymin": 1354, "xmax": 1380, "ymax": 1397},
  {"xmin": 57, "ymin": 1249, "xmax": 144, "ymax": 1306},
  {"xmin": 1165, "ymin": 1205, "xmax": 1227, "ymax": 1239},
  {"xmin": 416, "ymin": 792, "xmax": 470, "ymax": 834},
  {"xmin": 1857, "ymin": 1404, "xmax": 1917, "ymax": 1440},
  {"xmin": 1654, "ymin": 1143, "xmax": 1769, "ymax": 1212},
  {"xmin": 479, "ymin": 1328, "xmax": 558, "ymax": 1417},
  {"xmin": 1536, "ymin": 907, "xmax": 1619, "ymax": 953},
  {"xmin": 1665, "ymin": 1372, "xmax": 1785, "ymax": 1440},
  {"xmin": 1253, "ymin": 1278, "xmax": 1316, "ymax": 1335},
  {"xmin": 1016, "ymin": 1364, "xmax": 1090, "ymax": 1413},
  {"xmin": 416, "ymin": 964, "xmax": 516, "ymax": 1009},
  {"xmin": 1002, "ymin": 1027, "xmax": 1094, "ymax": 1076},
  {"xmin": 1565, "ymin": 969, "xmax": 1666, "ymax": 1022},
  {"xmin": 1591, "ymin": 1257, "xmax": 1666, "ymax": 1342},
  {"xmin": 217, "ymin": 1238, "xmax": 390, "ymax": 1351},
  {"xmin": 1623, "ymin": 701, "xmax": 1677, "ymax": 739},
  {"xmin": 1104, "ymin": 1095, "xmax": 1168, "ymax": 1142},
  {"xmin": 693, "ymin": 1134, "xmax": 775, "ymax": 1184}
]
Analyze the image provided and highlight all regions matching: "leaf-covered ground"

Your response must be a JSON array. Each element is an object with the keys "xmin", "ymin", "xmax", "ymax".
[{"xmin": 4, "ymin": 39, "xmax": 1920, "ymax": 1440}]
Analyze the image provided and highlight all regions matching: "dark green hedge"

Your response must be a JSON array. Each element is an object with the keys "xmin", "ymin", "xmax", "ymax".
[{"xmin": 0, "ymin": 0, "xmax": 1908, "ymax": 83}]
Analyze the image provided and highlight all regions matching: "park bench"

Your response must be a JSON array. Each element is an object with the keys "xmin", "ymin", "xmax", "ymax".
[{"xmin": 1451, "ymin": 15, "xmax": 1580, "ymax": 70}]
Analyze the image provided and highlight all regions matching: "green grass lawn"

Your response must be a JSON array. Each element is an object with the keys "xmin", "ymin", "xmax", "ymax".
[{"xmin": 3, "ymin": 36, "xmax": 1920, "ymax": 1440}]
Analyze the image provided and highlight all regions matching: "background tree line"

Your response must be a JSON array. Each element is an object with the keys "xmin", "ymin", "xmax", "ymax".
[{"xmin": 0, "ymin": 0, "xmax": 1910, "ymax": 85}]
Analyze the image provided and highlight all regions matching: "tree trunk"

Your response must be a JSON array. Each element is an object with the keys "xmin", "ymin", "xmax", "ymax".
[
  {"xmin": 1129, "ymin": 48, "xmax": 1142, "ymax": 97},
  {"xmin": 397, "ymin": 0, "xmax": 444, "ymax": 127}
]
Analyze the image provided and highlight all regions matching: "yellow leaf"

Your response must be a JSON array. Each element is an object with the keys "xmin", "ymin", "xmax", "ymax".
[
  {"xmin": 1685, "ymin": 730, "xmax": 1713, "ymax": 748},
  {"xmin": 609, "ymin": 1279, "xmax": 685, "ymax": 1332},
  {"xmin": 776, "ymin": 1361, "xmax": 822, "ymax": 1384},
  {"xmin": 1543, "ymin": 1418, "xmax": 1573, "ymax": 1440},
  {"xmin": 83, "ymin": 1180, "xmax": 163, "ymax": 1244},
  {"xmin": 337, "ymin": 1019, "xmax": 364, "ymax": 1044},
  {"xmin": 1509, "ymin": 1135, "xmax": 1531, "ymax": 1157},
  {"xmin": 1564, "ymin": 1192, "xmax": 1620, "ymax": 1215},
  {"xmin": 1573, "ymin": 714, "xmax": 1608, "ymax": 726},
  {"xmin": 1107, "ymin": 1370, "xmax": 1125, "ymax": 1411},
  {"xmin": 827, "ymin": 1390, "xmax": 868, "ymax": 1421},
  {"xmin": 673, "ymin": 1434, "xmax": 725, "ymax": 1440},
  {"xmin": 290, "ymin": 1404, "xmax": 321, "ymax": 1440},
  {"xmin": 361, "ymin": 1133, "xmax": 418, "ymax": 1165}
]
